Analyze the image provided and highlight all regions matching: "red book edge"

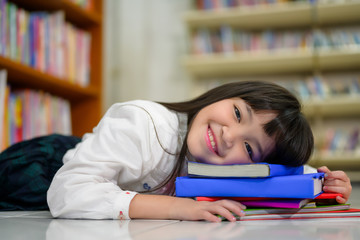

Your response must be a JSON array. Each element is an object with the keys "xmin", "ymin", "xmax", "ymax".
[
  {"xmin": 196, "ymin": 193, "xmax": 343, "ymax": 202},
  {"xmin": 196, "ymin": 197, "xmax": 279, "ymax": 202},
  {"xmin": 315, "ymin": 193, "xmax": 343, "ymax": 199}
]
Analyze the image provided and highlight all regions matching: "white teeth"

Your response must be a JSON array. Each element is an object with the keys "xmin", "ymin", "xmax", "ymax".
[{"xmin": 208, "ymin": 129, "xmax": 216, "ymax": 151}]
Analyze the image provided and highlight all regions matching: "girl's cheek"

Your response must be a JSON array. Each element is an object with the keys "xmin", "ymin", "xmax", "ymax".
[{"xmin": 225, "ymin": 156, "xmax": 252, "ymax": 165}]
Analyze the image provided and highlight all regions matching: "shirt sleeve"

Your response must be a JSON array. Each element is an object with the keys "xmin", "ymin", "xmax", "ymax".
[{"xmin": 47, "ymin": 103, "xmax": 163, "ymax": 220}]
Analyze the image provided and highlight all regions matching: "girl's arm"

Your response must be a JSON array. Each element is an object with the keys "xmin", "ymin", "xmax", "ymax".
[
  {"xmin": 48, "ymin": 102, "xmax": 181, "ymax": 220},
  {"xmin": 318, "ymin": 166, "xmax": 352, "ymax": 203},
  {"xmin": 129, "ymin": 194, "xmax": 246, "ymax": 222}
]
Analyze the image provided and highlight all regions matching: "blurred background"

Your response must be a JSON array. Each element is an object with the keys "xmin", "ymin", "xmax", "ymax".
[{"xmin": 0, "ymin": 0, "xmax": 359, "ymax": 180}]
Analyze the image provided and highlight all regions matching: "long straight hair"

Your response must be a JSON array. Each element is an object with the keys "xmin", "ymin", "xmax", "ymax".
[{"xmin": 154, "ymin": 81, "xmax": 314, "ymax": 193}]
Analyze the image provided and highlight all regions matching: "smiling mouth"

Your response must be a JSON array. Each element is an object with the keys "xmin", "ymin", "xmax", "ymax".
[{"xmin": 207, "ymin": 126, "xmax": 219, "ymax": 155}]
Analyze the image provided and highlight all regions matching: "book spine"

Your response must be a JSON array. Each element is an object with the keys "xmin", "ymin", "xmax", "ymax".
[
  {"xmin": 176, "ymin": 173, "xmax": 324, "ymax": 198},
  {"xmin": 0, "ymin": 70, "xmax": 7, "ymax": 150},
  {"xmin": 191, "ymin": 27, "xmax": 360, "ymax": 55},
  {"xmin": 0, "ymin": 1, "xmax": 91, "ymax": 86},
  {"xmin": 0, "ymin": 0, "xmax": 6, "ymax": 55},
  {"xmin": 1, "ymin": 88, "xmax": 72, "ymax": 150}
]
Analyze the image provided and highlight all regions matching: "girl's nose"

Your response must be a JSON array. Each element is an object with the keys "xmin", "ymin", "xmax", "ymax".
[{"xmin": 222, "ymin": 125, "xmax": 236, "ymax": 149}]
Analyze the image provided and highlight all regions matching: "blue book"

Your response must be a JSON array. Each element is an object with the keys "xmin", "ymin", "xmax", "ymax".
[
  {"xmin": 187, "ymin": 162, "xmax": 304, "ymax": 178},
  {"xmin": 176, "ymin": 173, "xmax": 324, "ymax": 199}
]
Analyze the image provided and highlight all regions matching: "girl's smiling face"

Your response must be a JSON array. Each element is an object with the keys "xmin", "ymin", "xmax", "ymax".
[{"xmin": 187, "ymin": 98, "xmax": 277, "ymax": 165}]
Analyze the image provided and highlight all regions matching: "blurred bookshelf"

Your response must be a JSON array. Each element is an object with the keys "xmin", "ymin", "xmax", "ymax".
[
  {"xmin": 0, "ymin": 0, "xmax": 103, "ymax": 150},
  {"xmin": 183, "ymin": 0, "xmax": 360, "ymax": 175},
  {"xmin": 183, "ymin": 49, "xmax": 360, "ymax": 78},
  {"xmin": 184, "ymin": 1, "xmax": 360, "ymax": 29}
]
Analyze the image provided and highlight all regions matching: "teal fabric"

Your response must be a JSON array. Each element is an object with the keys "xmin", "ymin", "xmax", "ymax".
[{"xmin": 0, "ymin": 134, "xmax": 81, "ymax": 210}]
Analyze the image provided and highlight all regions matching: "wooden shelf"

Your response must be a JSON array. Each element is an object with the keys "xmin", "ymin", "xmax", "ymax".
[
  {"xmin": 310, "ymin": 152, "xmax": 360, "ymax": 169},
  {"xmin": 184, "ymin": 2, "xmax": 313, "ymax": 29},
  {"xmin": 0, "ymin": 56, "xmax": 98, "ymax": 101},
  {"xmin": 316, "ymin": 1, "xmax": 360, "ymax": 25},
  {"xmin": 10, "ymin": 0, "xmax": 101, "ymax": 28},
  {"xmin": 2, "ymin": 0, "xmax": 103, "ymax": 137},
  {"xmin": 183, "ymin": 2, "xmax": 360, "ymax": 78},
  {"xmin": 303, "ymin": 96, "xmax": 360, "ymax": 118},
  {"xmin": 185, "ymin": 1, "xmax": 360, "ymax": 29},
  {"xmin": 184, "ymin": 49, "xmax": 360, "ymax": 78},
  {"xmin": 316, "ymin": 48, "xmax": 360, "ymax": 71},
  {"xmin": 183, "ymin": 49, "xmax": 314, "ymax": 78}
]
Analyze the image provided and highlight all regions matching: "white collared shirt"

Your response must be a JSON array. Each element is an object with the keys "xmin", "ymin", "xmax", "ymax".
[{"xmin": 47, "ymin": 100, "xmax": 188, "ymax": 220}]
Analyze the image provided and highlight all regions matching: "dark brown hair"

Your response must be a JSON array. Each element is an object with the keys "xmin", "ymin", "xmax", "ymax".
[{"xmin": 155, "ymin": 81, "xmax": 314, "ymax": 193}]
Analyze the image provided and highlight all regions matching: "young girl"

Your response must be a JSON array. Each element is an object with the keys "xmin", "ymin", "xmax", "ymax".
[{"xmin": 0, "ymin": 81, "xmax": 352, "ymax": 222}]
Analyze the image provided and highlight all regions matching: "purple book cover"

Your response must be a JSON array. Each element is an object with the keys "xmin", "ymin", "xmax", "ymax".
[{"xmin": 242, "ymin": 199, "xmax": 310, "ymax": 209}]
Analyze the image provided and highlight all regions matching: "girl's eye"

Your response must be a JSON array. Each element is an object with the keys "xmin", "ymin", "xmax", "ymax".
[
  {"xmin": 245, "ymin": 142, "xmax": 253, "ymax": 160},
  {"xmin": 234, "ymin": 106, "xmax": 241, "ymax": 122}
]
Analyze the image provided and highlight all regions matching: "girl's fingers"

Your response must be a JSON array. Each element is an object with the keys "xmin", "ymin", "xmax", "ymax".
[
  {"xmin": 203, "ymin": 200, "xmax": 246, "ymax": 222},
  {"xmin": 205, "ymin": 205, "xmax": 233, "ymax": 222},
  {"xmin": 319, "ymin": 167, "xmax": 350, "ymax": 184},
  {"xmin": 323, "ymin": 185, "xmax": 345, "ymax": 194},
  {"xmin": 318, "ymin": 166, "xmax": 352, "ymax": 202},
  {"xmin": 202, "ymin": 211, "xmax": 222, "ymax": 223},
  {"xmin": 335, "ymin": 196, "xmax": 347, "ymax": 204},
  {"xmin": 224, "ymin": 200, "xmax": 247, "ymax": 210},
  {"xmin": 218, "ymin": 200, "xmax": 246, "ymax": 217},
  {"xmin": 325, "ymin": 171, "xmax": 351, "ymax": 182},
  {"xmin": 318, "ymin": 166, "xmax": 330, "ymax": 174},
  {"xmin": 324, "ymin": 178, "xmax": 347, "ymax": 187},
  {"xmin": 323, "ymin": 184, "xmax": 351, "ymax": 201},
  {"xmin": 219, "ymin": 211, "xmax": 237, "ymax": 222}
]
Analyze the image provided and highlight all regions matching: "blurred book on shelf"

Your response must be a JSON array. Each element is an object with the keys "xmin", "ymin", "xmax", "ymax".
[
  {"xmin": 276, "ymin": 73, "xmax": 360, "ymax": 101},
  {"xmin": 190, "ymin": 26, "xmax": 360, "ymax": 55},
  {"xmin": 0, "ymin": 1, "xmax": 91, "ymax": 86},
  {"xmin": 0, "ymin": 69, "xmax": 72, "ymax": 151},
  {"xmin": 193, "ymin": 0, "xmax": 314, "ymax": 10},
  {"xmin": 319, "ymin": 127, "xmax": 359, "ymax": 153},
  {"xmin": 0, "ymin": 70, "xmax": 7, "ymax": 151}
]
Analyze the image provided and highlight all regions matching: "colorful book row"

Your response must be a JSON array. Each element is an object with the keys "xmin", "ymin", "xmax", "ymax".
[
  {"xmin": 191, "ymin": 26, "xmax": 360, "ymax": 54},
  {"xmin": 0, "ymin": 0, "xmax": 91, "ymax": 87},
  {"xmin": 320, "ymin": 128, "xmax": 359, "ymax": 152},
  {"xmin": 194, "ymin": 0, "xmax": 347, "ymax": 10},
  {"xmin": 0, "ymin": 70, "xmax": 72, "ymax": 151},
  {"xmin": 194, "ymin": 0, "xmax": 310, "ymax": 10},
  {"xmin": 277, "ymin": 74, "xmax": 360, "ymax": 101}
]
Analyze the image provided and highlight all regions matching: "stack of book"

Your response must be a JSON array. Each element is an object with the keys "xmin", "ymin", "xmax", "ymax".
[{"xmin": 175, "ymin": 162, "xmax": 360, "ymax": 221}]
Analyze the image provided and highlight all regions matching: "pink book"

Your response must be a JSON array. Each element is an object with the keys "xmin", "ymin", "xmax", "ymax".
[
  {"xmin": 196, "ymin": 196, "xmax": 310, "ymax": 208},
  {"xmin": 241, "ymin": 199, "xmax": 310, "ymax": 208},
  {"xmin": 243, "ymin": 193, "xmax": 344, "ymax": 208},
  {"xmin": 196, "ymin": 193, "xmax": 344, "ymax": 209}
]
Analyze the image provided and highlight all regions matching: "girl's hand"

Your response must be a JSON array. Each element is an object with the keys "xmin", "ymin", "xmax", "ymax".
[
  {"xmin": 129, "ymin": 194, "xmax": 245, "ymax": 222},
  {"xmin": 317, "ymin": 166, "xmax": 352, "ymax": 204},
  {"xmin": 170, "ymin": 197, "xmax": 246, "ymax": 222}
]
